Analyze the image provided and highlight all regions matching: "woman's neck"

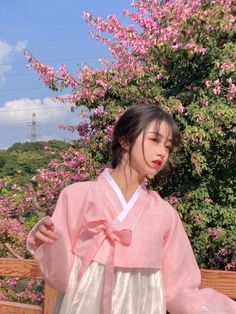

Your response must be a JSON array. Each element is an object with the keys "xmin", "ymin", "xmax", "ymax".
[{"xmin": 109, "ymin": 164, "xmax": 145, "ymax": 202}]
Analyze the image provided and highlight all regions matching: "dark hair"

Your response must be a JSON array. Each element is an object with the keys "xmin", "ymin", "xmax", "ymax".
[{"xmin": 111, "ymin": 103, "xmax": 181, "ymax": 168}]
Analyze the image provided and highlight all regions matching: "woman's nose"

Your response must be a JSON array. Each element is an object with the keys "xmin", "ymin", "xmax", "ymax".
[{"xmin": 156, "ymin": 143, "xmax": 166, "ymax": 157}]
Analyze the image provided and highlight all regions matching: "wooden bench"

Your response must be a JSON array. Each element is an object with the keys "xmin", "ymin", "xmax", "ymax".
[
  {"xmin": 200, "ymin": 268, "xmax": 236, "ymax": 300},
  {"xmin": 0, "ymin": 258, "xmax": 235, "ymax": 313},
  {"xmin": 0, "ymin": 258, "xmax": 57, "ymax": 314}
]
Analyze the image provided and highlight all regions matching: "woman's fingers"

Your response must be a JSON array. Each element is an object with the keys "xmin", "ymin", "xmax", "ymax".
[
  {"xmin": 30, "ymin": 219, "xmax": 58, "ymax": 246},
  {"xmin": 38, "ymin": 223, "xmax": 57, "ymax": 241},
  {"xmin": 44, "ymin": 217, "xmax": 55, "ymax": 231},
  {"xmin": 34, "ymin": 231, "xmax": 53, "ymax": 244}
]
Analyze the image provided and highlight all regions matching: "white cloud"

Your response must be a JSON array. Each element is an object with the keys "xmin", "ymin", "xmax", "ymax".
[
  {"xmin": 0, "ymin": 41, "xmax": 12, "ymax": 85},
  {"xmin": 14, "ymin": 40, "xmax": 27, "ymax": 53},
  {"xmin": 24, "ymin": 134, "xmax": 63, "ymax": 143},
  {"xmin": 0, "ymin": 41, "xmax": 12, "ymax": 60},
  {"xmin": 37, "ymin": 134, "xmax": 61, "ymax": 141},
  {"xmin": 0, "ymin": 39, "xmax": 28, "ymax": 86},
  {"xmin": 0, "ymin": 97, "xmax": 72, "ymax": 125}
]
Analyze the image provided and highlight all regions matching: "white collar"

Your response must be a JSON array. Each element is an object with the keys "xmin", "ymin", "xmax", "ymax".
[{"xmin": 102, "ymin": 168, "xmax": 145, "ymax": 222}]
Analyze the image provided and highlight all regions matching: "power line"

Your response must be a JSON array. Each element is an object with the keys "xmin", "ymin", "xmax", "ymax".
[
  {"xmin": 0, "ymin": 56, "xmax": 108, "ymax": 67},
  {"xmin": 0, "ymin": 106, "xmax": 73, "ymax": 113},
  {"xmin": 0, "ymin": 119, "xmax": 32, "ymax": 123},
  {"xmin": 5, "ymin": 73, "xmax": 40, "ymax": 78},
  {"xmin": 0, "ymin": 121, "xmax": 71, "ymax": 127},
  {"xmin": 0, "ymin": 83, "xmax": 80, "ymax": 93},
  {"xmin": 0, "ymin": 87, "xmax": 56, "ymax": 92},
  {"xmin": 5, "ymin": 71, "xmax": 78, "ymax": 78}
]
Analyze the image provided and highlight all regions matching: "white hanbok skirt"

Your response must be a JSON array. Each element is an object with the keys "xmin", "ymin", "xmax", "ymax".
[{"xmin": 54, "ymin": 256, "xmax": 166, "ymax": 314}]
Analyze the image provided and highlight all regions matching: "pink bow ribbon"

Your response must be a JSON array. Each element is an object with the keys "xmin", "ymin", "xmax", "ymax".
[{"xmin": 76, "ymin": 219, "xmax": 132, "ymax": 314}]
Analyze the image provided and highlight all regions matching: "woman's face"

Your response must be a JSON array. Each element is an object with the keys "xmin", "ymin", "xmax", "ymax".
[{"xmin": 128, "ymin": 120, "xmax": 173, "ymax": 179}]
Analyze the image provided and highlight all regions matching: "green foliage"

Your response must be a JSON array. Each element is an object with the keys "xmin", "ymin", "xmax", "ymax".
[
  {"xmin": 172, "ymin": 186, "xmax": 236, "ymax": 269},
  {"xmin": 8, "ymin": 140, "xmax": 69, "ymax": 152},
  {"xmin": 0, "ymin": 140, "xmax": 70, "ymax": 184},
  {"xmin": 24, "ymin": 215, "xmax": 41, "ymax": 232}
]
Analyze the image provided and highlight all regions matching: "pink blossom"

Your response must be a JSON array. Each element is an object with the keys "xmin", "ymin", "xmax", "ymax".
[
  {"xmin": 171, "ymin": 43, "xmax": 183, "ymax": 50},
  {"xmin": 6, "ymin": 278, "xmax": 18, "ymax": 289},
  {"xmin": 204, "ymin": 197, "xmax": 211, "ymax": 204},
  {"xmin": 197, "ymin": 47, "xmax": 207, "ymax": 54},
  {"xmin": 196, "ymin": 115, "xmax": 203, "ymax": 123},
  {"xmin": 104, "ymin": 124, "xmax": 114, "ymax": 141},
  {"xmin": 209, "ymin": 228, "xmax": 221, "ymax": 239},
  {"xmin": 217, "ymin": 247, "xmax": 232, "ymax": 257},
  {"xmin": 220, "ymin": 63, "xmax": 234, "ymax": 71},
  {"xmin": 93, "ymin": 106, "xmax": 104, "ymax": 116},
  {"xmin": 173, "ymin": 103, "xmax": 184, "ymax": 113},
  {"xmin": 77, "ymin": 123, "xmax": 91, "ymax": 137},
  {"xmin": 194, "ymin": 215, "xmax": 203, "ymax": 223},
  {"xmin": 82, "ymin": 11, "xmax": 91, "ymax": 19},
  {"xmin": 169, "ymin": 196, "xmax": 178, "ymax": 205},
  {"xmin": 0, "ymin": 218, "xmax": 26, "ymax": 241},
  {"xmin": 59, "ymin": 64, "xmax": 78, "ymax": 90},
  {"xmin": 24, "ymin": 50, "xmax": 56, "ymax": 86},
  {"xmin": 94, "ymin": 87, "xmax": 106, "ymax": 97},
  {"xmin": 213, "ymin": 79, "xmax": 220, "ymax": 87},
  {"xmin": 205, "ymin": 80, "xmax": 212, "ymax": 88},
  {"xmin": 98, "ymin": 58, "xmax": 110, "ymax": 66},
  {"xmin": 59, "ymin": 124, "xmax": 76, "ymax": 133},
  {"xmin": 225, "ymin": 259, "xmax": 236, "ymax": 270},
  {"xmin": 156, "ymin": 72, "xmax": 164, "ymax": 80},
  {"xmin": 226, "ymin": 93, "xmax": 234, "ymax": 101},
  {"xmin": 230, "ymin": 83, "xmax": 236, "ymax": 94},
  {"xmin": 186, "ymin": 41, "xmax": 207, "ymax": 54},
  {"xmin": 212, "ymin": 87, "xmax": 221, "ymax": 95},
  {"xmin": 0, "ymin": 291, "xmax": 8, "ymax": 301},
  {"xmin": 96, "ymin": 79, "xmax": 108, "ymax": 89}
]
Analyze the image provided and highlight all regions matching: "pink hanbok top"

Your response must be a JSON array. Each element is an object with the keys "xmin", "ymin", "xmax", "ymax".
[{"xmin": 27, "ymin": 168, "xmax": 236, "ymax": 314}]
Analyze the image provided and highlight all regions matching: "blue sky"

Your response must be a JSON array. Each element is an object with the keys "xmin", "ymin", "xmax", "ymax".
[{"xmin": 0, "ymin": 0, "xmax": 132, "ymax": 149}]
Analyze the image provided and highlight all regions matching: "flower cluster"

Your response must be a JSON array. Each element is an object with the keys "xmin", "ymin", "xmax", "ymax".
[
  {"xmin": 0, "ymin": 277, "xmax": 44, "ymax": 305},
  {"xmin": 24, "ymin": 50, "xmax": 56, "ymax": 86}
]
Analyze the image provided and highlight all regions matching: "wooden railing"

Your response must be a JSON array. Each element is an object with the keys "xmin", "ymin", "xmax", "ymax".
[
  {"xmin": 200, "ymin": 268, "xmax": 236, "ymax": 300},
  {"xmin": 0, "ymin": 258, "xmax": 235, "ymax": 313},
  {"xmin": 0, "ymin": 258, "xmax": 57, "ymax": 314}
]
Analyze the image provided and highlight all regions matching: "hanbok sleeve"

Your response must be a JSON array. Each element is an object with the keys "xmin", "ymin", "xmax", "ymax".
[
  {"xmin": 27, "ymin": 184, "xmax": 88, "ymax": 292},
  {"xmin": 161, "ymin": 202, "xmax": 236, "ymax": 314}
]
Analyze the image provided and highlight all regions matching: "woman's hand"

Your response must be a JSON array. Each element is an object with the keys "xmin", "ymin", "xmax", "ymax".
[{"xmin": 28, "ymin": 217, "xmax": 58, "ymax": 248}]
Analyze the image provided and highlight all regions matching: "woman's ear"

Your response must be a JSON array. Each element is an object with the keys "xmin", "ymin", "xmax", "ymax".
[{"xmin": 119, "ymin": 136, "xmax": 128, "ymax": 151}]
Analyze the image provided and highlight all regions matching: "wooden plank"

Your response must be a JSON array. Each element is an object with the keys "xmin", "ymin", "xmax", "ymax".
[
  {"xmin": 44, "ymin": 283, "xmax": 58, "ymax": 314},
  {"xmin": 0, "ymin": 301, "xmax": 42, "ymax": 314},
  {"xmin": 0, "ymin": 258, "xmax": 42, "ymax": 278},
  {"xmin": 200, "ymin": 269, "xmax": 236, "ymax": 299}
]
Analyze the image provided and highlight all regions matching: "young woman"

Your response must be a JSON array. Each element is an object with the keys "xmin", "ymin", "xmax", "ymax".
[{"xmin": 27, "ymin": 104, "xmax": 236, "ymax": 314}]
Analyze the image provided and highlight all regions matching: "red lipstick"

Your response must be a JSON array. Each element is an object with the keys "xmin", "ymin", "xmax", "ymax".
[{"xmin": 152, "ymin": 160, "xmax": 162, "ymax": 169}]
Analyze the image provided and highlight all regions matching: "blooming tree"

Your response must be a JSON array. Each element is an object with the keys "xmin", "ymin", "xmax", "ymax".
[{"xmin": 23, "ymin": 0, "xmax": 236, "ymax": 270}]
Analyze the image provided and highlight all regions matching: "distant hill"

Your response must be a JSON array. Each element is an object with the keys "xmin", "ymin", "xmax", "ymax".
[
  {"xmin": 7, "ymin": 140, "xmax": 70, "ymax": 152},
  {"xmin": 0, "ymin": 140, "xmax": 70, "ymax": 184}
]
